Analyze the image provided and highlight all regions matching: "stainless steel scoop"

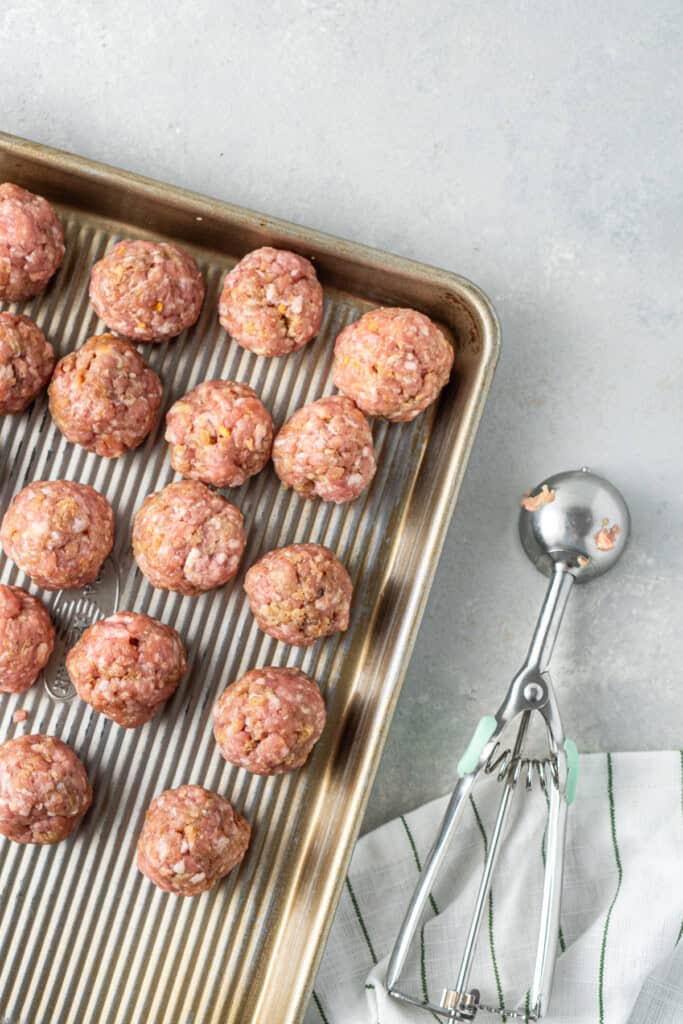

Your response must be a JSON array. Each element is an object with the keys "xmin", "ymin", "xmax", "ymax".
[{"xmin": 386, "ymin": 468, "xmax": 630, "ymax": 1021}]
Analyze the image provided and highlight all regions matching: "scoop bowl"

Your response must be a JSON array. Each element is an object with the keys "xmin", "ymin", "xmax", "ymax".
[{"xmin": 519, "ymin": 468, "xmax": 630, "ymax": 582}]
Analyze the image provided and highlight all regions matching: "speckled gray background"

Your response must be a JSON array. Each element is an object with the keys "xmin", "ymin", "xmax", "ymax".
[{"xmin": 2, "ymin": 0, "xmax": 681, "ymax": 831}]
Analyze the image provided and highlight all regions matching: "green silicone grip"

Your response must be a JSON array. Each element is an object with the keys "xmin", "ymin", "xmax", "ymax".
[
  {"xmin": 457, "ymin": 715, "xmax": 497, "ymax": 776},
  {"xmin": 564, "ymin": 737, "xmax": 579, "ymax": 805}
]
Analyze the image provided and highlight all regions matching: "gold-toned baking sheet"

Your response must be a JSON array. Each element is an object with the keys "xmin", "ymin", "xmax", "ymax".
[{"xmin": 0, "ymin": 133, "xmax": 500, "ymax": 1024}]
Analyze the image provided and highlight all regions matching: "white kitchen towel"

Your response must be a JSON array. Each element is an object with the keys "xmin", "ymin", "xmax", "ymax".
[{"xmin": 305, "ymin": 752, "xmax": 682, "ymax": 1024}]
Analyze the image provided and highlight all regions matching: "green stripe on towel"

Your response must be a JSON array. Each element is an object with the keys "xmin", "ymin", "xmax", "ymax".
[
  {"xmin": 399, "ymin": 815, "xmax": 439, "ymax": 916},
  {"xmin": 312, "ymin": 990, "xmax": 330, "ymax": 1024},
  {"xmin": 345, "ymin": 875, "xmax": 378, "ymax": 964},
  {"xmin": 598, "ymin": 753, "xmax": 623, "ymax": 1024},
  {"xmin": 470, "ymin": 796, "xmax": 507, "ymax": 1021},
  {"xmin": 399, "ymin": 815, "xmax": 442, "ymax": 1022}
]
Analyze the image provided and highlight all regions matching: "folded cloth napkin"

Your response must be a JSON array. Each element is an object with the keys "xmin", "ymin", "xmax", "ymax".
[{"xmin": 305, "ymin": 752, "xmax": 682, "ymax": 1024}]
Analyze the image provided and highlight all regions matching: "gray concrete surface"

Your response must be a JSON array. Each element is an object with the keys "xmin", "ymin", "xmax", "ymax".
[{"xmin": 2, "ymin": 0, "xmax": 681, "ymax": 832}]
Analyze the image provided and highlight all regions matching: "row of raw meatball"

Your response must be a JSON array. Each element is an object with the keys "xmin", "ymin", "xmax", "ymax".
[
  {"xmin": 1, "ymin": 598, "xmax": 326, "ymax": 760},
  {"xmin": 1, "ymin": 305, "xmax": 452, "ymax": 500},
  {"xmin": 1, "ymin": 183, "xmax": 454, "ymax": 440},
  {"xmin": 2, "ymin": 322, "xmax": 379, "ymax": 501},
  {"xmin": 0, "ymin": 534, "xmax": 351, "ymax": 697},
  {"xmin": 1, "ymin": 181, "xmax": 320, "ymax": 356},
  {"xmin": 0, "ymin": 479, "xmax": 353, "ymax": 627},
  {"xmin": 0, "ymin": 734, "xmax": 248, "ymax": 896}
]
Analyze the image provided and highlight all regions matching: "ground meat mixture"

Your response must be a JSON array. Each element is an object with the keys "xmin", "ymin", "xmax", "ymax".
[
  {"xmin": 66, "ymin": 612, "xmax": 187, "ymax": 728},
  {"xmin": 595, "ymin": 523, "xmax": 621, "ymax": 551},
  {"xmin": 218, "ymin": 247, "xmax": 323, "ymax": 356},
  {"xmin": 333, "ymin": 307, "xmax": 454, "ymax": 422},
  {"xmin": 0, "ymin": 734, "xmax": 92, "ymax": 844},
  {"xmin": 0, "ymin": 585, "xmax": 55, "ymax": 693},
  {"xmin": 244, "ymin": 542, "xmax": 352, "ymax": 646},
  {"xmin": 273, "ymin": 394, "xmax": 376, "ymax": 503},
  {"xmin": 214, "ymin": 666, "xmax": 326, "ymax": 775},
  {"xmin": 133, "ymin": 480, "xmax": 245, "ymax": 596},
  {"xmin": 0, "ymin": 312, "xmax": 55, "ymax": 415},
  {"xmin": 0, "ymin": 183, "xmax": 65, "ymax": 302},
  {"xmin": 89, "ymin": 240, "xmax": 205, "ymax": 342},
  {"xmin": 0, "ymin": 480, "xmax": 114, "ymax": 591},
  {"xmin": 165, "ymin": 379, "xmax": 273, "ymax": 488},
  {"xmin": 137, "ymin": 784, "xmax": 250, "ymax": 896},
  {"xmin": 520, "ymin": 484, "xmax": 556, "ymax": 512},
  {"xmin": 49, "ymin": 334, "xmax": 162, "ymax": 457}
]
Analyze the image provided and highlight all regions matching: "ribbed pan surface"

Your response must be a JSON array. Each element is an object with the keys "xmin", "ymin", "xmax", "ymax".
[{"xmin": 0, "ymin": 208, "xmax": 432, "ymax": 1024}]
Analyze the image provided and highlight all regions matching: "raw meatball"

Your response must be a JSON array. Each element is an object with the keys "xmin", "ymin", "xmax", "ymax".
[
  {"xmin": 89, "ymin": 240, "xmax": 205, "ymax": 342},
  {"xmin": 214, "ymin": 666, "xmax": 326, "ymax": 775},
  {"xmin": 66, "ymin": 612, "xmax": 187, "ymax": 728},
  {"xmin": 0, "ymin": 734, "xmax": 92, "ymax": 844},
  {"xmin": 0, "ymin": 480, "xmax": 114, "ymax": 591},
  {"xmin": 218, "ymin": 247, "xmax": 323, "ymax": 357},
  {"xmin": 165, "ymin": 380, "xmax": 273, "ymax": 488},
  {"xmin": 244, "ymin": 543, "xmax": 352, "ymax": 646},
  {"xmin": 133, "ymin": 480, "xmax": 245, "ymax": 596},
  {"xmin": 273, "ymin": 394, "xmax": 376, "ymax": 503},
  {"xmin": 0, "ymin": 312, "xmax": 55, "ymax": 415},
  {"xmin": 333, "ymin": 307, "xmax": 454, "ymax": 422},
  {"xmin": 137, "ymin": 784, "xmax": 250, "ymax": 896},
  {"xmin": 0, "ymin": 183, "xmax": 65, "ymax": 302},
  {"xmin": 49, "ymin": 334, "xmax": 162, "ymax": 457},
  {"xmin": 0, "ymin": 585, "xmax": 55, "ymax": 693}
]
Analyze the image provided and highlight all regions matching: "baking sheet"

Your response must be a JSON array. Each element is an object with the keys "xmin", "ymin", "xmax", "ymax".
[{"xmin": 0, "ymin": 133, "xmax": 500, "ymax": 1024}]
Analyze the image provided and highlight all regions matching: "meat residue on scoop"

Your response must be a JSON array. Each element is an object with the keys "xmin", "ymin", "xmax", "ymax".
[
  {"xmin": 13, "ymin": 709, "xmax": 29, "ymax": 724},
  {"xmin": 594, "ymin": 523, "xmax": 621, "ymax": 551},
  {"xmin": 520, "ymin": 484, "xmax": 556, "ymax": 512}
]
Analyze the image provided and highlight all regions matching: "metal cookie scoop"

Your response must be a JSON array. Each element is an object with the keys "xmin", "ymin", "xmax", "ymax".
[{"xmin": 386, "ymin": 468, "xmax": 630, "ymax": 1021}]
